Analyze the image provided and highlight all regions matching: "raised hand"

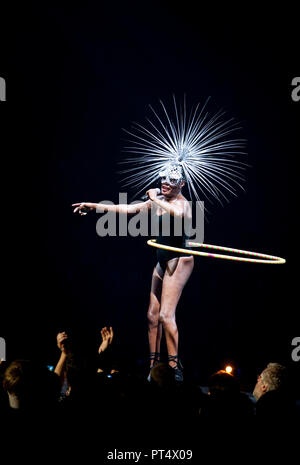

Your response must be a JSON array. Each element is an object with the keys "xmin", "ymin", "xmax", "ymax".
[
  {"xmin": 146, "ymin": 188, "xmax": 159, "ymax": 201},
  {"xmin": 56, "ymin": 331, "xmax": 69, "ymax": 354},
  {"xmin": 98, "ymin": 326, "xmax": 114, "ymax": 354}
]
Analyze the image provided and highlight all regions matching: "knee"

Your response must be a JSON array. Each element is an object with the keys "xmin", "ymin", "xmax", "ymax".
[
  {"xmin": 147, "ymin": 306, "xmax": 159, "ymax": 327},
  {"xmin": 159, "ymin": 311, "xmax": 176, "ymax": 328}
]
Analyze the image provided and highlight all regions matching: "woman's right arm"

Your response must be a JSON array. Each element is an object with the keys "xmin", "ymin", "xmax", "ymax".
[{"xmin": 72, "ymin": 200, "xmax": 151, "ymax": 215}]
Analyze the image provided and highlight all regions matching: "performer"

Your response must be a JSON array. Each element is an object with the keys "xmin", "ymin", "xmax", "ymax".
[
  {"xmin": 73, "ymin": 163, "xmax": 193, "ymax": 382},
  {"xmin": 73, "ymin": 96, "xmax": 246, "ymax": 382}
]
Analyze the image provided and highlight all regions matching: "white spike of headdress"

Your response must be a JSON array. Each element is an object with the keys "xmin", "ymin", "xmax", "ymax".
[{"xmin": 119, "ymin": 96, "xmax": 247, "ymax": 204}]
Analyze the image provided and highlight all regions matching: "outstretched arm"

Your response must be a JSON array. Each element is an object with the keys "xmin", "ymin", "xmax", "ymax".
[{"xmin": 72, "ymin": 200, "xmax": 151, "ymax": 215}]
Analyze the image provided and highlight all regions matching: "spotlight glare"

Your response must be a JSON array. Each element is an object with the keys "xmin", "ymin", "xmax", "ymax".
[{"xmin": 225, "ymin": 365, "xmax": 233, "ymax": 374}]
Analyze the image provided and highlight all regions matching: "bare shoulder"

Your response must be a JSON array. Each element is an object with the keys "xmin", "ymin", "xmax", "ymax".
[
  {"xmin": 177, "ymin": 194, "xmax": 190, "ymax": 206},
  {"xmin": 178, "ymin": 195, "xmax": 192, "ymax": 215}
]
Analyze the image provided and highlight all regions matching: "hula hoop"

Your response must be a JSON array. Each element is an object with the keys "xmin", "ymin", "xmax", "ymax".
[{"xmin": 147, "ymin": 239, "xmax": 286, "ymax": 264}]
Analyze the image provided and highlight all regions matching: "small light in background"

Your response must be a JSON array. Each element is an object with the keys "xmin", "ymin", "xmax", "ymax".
[{"xmin": 225, "ymin": 365, "xmax": 233, "ymax": 374}]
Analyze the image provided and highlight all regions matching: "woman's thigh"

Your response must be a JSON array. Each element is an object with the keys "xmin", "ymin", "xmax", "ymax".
[
  {"xmin": 148, "ymin": 263, "xmax": 164, "ymax": 309},
  {"xmin": 160, "ymin": 256, "xmax": 194, "ymax": 314}
]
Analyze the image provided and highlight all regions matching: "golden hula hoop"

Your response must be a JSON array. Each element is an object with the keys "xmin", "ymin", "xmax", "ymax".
[{"xmin": 147, "ymin": 240, "xmax": 286, "ymax": 264}]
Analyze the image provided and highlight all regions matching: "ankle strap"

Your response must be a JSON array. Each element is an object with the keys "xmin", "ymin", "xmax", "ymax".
[
  {"xmin": 150, "ymin": 352, "xmax": 161, "ymax": 360},
  {"xmin": 168, "ymin": 354, "xmax": 179, "ymax": 362},
  {"xmin": 168, "ymin": 354, "xmax": 183, "ymax": 370}
]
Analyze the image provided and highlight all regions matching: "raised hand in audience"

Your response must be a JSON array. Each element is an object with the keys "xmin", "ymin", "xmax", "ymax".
[
  {"xmin": 98, "ymin": 327, "xmax": 114, "ymax": 354},
  {"xmin": 54, "ymin": 331, "xmax": 70, "ymax": 380}
]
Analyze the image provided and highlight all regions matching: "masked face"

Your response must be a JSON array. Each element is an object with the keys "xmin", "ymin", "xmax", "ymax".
[{"xmin": 159, "ymin": 164, "xmax": 183, "ymax": 187}]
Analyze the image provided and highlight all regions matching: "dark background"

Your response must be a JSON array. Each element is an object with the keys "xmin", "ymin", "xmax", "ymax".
[{"xmin": 1, "ymin": 2, "xmax": 299, "ymax": 389}]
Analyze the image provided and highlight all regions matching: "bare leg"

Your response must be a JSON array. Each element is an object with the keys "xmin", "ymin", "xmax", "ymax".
[
  {"xmin": 159, "ymin": 256, "xmax": 194, "ymax": 367},
  {"xmin": 147, "ymin": 263, "xmax": 163, "ymax": 367}
]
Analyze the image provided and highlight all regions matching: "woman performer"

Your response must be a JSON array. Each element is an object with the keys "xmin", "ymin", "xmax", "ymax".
[
  {"xmin": 72, "ymin": 162, "xmax": 193, "ymax": 382},
  {"xmin": 73, "ymin": 97, "xmax": 246, "ymax": 381}
]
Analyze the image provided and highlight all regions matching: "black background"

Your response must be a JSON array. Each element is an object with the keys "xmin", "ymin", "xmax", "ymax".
[{"xmin": 1, "ymin": 2, "xmax": 299, "ymax": 389}]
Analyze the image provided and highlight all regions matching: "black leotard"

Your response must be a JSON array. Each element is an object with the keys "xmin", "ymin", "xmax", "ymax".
[{"xmin": 156, "ymin": 213, "xmax": 192, "ymax": 271}]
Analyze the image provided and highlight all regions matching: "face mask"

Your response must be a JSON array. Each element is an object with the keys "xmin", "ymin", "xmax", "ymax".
[{"xmin": 159, "ymin": 163, "xmax": 183, "ymax": 187}]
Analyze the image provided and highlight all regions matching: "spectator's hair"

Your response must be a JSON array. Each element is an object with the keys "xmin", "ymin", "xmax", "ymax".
[
  {"xmin": 208, "ymin": 370, "xmax": 239, "ymax": 397},
  {"xmin": 261, "ymin": 363, "xmax": 288, "ymax": 392},
  {"xmin": 3, "ymin": 360, "xmax": 34, "ymax": 397},
  {"xmin": 150, "ymin": 362, "xmax": 176, "ymax": 388}
]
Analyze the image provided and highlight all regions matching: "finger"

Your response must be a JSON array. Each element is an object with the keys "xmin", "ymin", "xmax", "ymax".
[{"xmin": 72, "ymin": 203, "xmax": 81, "ymax": 207}]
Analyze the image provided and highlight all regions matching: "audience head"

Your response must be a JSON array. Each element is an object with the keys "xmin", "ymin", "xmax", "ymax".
[
  {"xmin": 150, "ymin": 362, "xmax": 176, "ymax": 388},
  {"xmin": 253, "ymin": 362, "xmax": 289, "ymax": 401},
  {"xmin": 208, "ymin": 370, "xmax": 240, "ymax": 398}
]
